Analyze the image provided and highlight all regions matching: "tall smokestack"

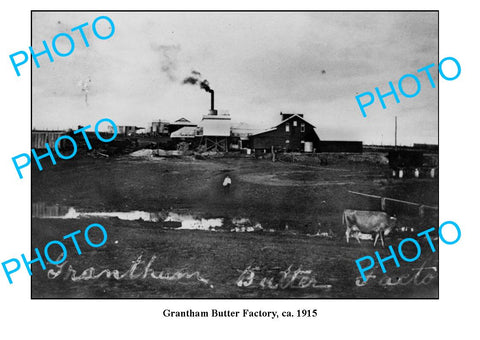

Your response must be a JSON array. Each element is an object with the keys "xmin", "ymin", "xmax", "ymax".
[
  {"xmin": 210, "ymin": 90, "xmax": 214, "ymax": 112},
  {"xmin": 182, "ymin": 71, "xmax": 216, "ymax": 114}
]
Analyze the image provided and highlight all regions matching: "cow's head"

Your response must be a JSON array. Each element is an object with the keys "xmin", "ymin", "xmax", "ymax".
[{"xmin": 384, "ymin": 216, "xmax": 398, "ymax": 236}]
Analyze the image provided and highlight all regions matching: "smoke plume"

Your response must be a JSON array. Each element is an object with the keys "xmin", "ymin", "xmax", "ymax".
[
  {"xmin": 183, "ymin": 70, "xmax": 213, "ymax": 93},
  {"xmin": 152, "ymin": 44, "xmax": 181, "ymax": 81}
]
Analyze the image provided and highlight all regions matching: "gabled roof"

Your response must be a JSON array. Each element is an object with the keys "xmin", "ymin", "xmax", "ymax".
[
  {"xmin": 175, "ymin": 117, "xmax": 192, "ymax": 123},
  {"xmin": 172, "ymin": 117, "xmax": 196, "ymax": 126},
  {"xmin": 278, "ymin": 114, "xmax": 316, "ymax": 128},
  {"xmin": 251, "ymin": 127, "xmax": 277, "ymax": 136},
  {"xmin": 250, "ymin": 114, "xmax": 316, "ymax": 137}
]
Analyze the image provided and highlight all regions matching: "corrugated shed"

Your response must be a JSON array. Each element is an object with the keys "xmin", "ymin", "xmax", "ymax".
[{"xmin": 170, "ymin": 126, "xmax": 198, "ymax": 138}]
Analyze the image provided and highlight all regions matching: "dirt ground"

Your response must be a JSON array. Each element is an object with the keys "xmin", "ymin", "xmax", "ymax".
[{"xmin": 31, "ymin": 154, "xmax": 439, "ymax": 298}]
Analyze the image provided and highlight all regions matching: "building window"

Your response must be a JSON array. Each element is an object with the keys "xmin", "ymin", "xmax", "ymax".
[
  {"xmin": 293, "ymin": 120, "xmax": 297, "ymax": 127},
  {"xmin": 301, "ymin": 123, "xmax": 305, "ymax": 132},
  {"xmin": 285, "ymin": 124, "xmax": 290, "ymax": 132}
]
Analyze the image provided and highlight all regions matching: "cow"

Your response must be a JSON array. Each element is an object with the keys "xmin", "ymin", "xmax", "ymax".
[{"xmin": 342, "ymin": 209, "xmax": 397, "ymax": 248}]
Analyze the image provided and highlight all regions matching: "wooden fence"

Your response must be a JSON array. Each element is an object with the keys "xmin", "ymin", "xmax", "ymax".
[{"xmin": 347, "ymin": 190, "xmax": 438, "ymax": 217}]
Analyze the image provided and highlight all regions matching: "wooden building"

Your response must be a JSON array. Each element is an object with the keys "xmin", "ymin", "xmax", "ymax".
[
  {"xmin": 250, "ymin": 113, "xmax": 321, "ymax": 152},
  {"xmin": 32, "ymin": 130, "xmax": 68, "ymax": 150}
]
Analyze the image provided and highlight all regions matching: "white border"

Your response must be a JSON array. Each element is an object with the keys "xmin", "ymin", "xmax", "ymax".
[{"xmin": 0, "ymin": 1, "xmax": 477, "ymax": 338}]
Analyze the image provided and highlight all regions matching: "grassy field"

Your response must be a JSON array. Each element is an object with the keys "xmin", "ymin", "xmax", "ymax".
[{"xmin": 32, "ymin": 154, "xmax": 439, "ymax": 298}]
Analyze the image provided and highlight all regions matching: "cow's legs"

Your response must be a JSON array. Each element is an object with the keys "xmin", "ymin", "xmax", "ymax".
[
  {"xmin": 355, "ymin": 233, "xmax": 361, "ymax": 244},
  {"xmin": 380, "ymin": 231, "xmax": 385, "ymax": 248},
  {"xmin": 345, "ymin": 227, "xmax": 350, "ymax": 243},
  {"xmin": 374, "ymin": 233, "xmax": 379, "ymax": 247}
]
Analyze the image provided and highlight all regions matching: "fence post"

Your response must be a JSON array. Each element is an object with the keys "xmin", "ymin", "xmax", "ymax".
[
  {"xmin": 381, "ymin": 197, "xmax": 387, "ymax": 211},
  {"xmin": 419, "ymin": 205, "xmax": 425, "ymax": 218}
]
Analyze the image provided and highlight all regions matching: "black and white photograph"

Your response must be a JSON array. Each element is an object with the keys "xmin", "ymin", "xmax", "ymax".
[{"xmin": 30, "ymin": 11, "xmax": 439, "ymax": 298}]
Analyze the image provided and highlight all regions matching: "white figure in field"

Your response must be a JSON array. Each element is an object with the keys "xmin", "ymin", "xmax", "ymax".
[
  {"xmin": 430, "ymin": 168, "xmax": 435, "ymax": 178},
  {"xmin": 414, "ymin": 168, "xmax": 419, "ymax": 178},
  {"xmin": 399, "ymin": 169, "xmax": 404, "ymax": 178},
  {"xmin": 223, "ymin": 175, "xmax": 232, "ymax": 191}
]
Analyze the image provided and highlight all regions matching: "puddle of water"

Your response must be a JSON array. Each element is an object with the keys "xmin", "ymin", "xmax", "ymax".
[
  {"xmin": 82, "ymin": 210, "xmax": 164, "ymax": 222},
  {"xmin": 33, "ymin": 203, "xmax": 229, "ymax": 231},
  {"xmin": 165, "ymin": 212, "xmax": 223, "ymax": 230},
  {"xmin": 33, "ymin": 204, "xmax": 164, "ymax": 222},
  {"xmin": 33, "ymin": 203, "xmax": 267, "ymax": 233}
]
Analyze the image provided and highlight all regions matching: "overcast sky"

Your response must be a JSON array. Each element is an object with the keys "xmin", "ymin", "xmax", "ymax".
[{"xmin": 32, "ymin": 11, "xmax": 438, "ymax": 145}]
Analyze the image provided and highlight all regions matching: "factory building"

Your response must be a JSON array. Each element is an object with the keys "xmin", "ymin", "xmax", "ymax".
[
  {"xmin": 250, "ymin": 112, "xmax": 321, "ymax": 152},
  {"xmin": 197, "ymin": 110, "xmax": 231, "ymax": 152}
]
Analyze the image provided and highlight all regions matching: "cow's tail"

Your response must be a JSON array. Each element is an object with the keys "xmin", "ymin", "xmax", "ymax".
[{"xmin": 342, "ymin": 210, "xmax": 346, "ymax": 227}]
